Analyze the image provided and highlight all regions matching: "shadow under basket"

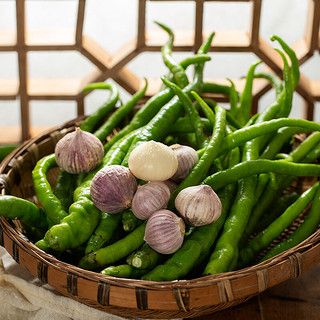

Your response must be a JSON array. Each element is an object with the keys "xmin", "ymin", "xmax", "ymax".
[{"xmin": 0, "ymin": 116, "xmax": 320, "ymax": 319}]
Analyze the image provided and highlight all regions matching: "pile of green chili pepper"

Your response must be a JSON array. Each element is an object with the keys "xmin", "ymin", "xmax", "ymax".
[{"xmin": 1, "ymin": 24, "xmax": 320, "ymax": 282}]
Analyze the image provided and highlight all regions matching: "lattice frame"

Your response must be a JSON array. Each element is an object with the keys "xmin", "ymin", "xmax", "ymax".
[{"xmin": 0, "ymin": 0, "xmax": 320, "ymax": 143}]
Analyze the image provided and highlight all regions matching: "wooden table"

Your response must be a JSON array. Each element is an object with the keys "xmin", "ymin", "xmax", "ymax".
[{"xmin": 193, "ymin": 263, "xmax": 320, "ymax": 320}]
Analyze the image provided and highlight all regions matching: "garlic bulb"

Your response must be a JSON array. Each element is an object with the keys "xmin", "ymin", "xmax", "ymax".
[
  {"xmin": 132, "ymin": 181, "xmax": 170, "ymax": 220},
  {"xmin": 144, "ymin": 209, "xmax": 185, "ymax": 254},
  {"xmin": 90, "ymin": 165, "xmax": 137, "ymax": 213},
  {"xmin": 128, "ymin": 141, "xmax": 178, "ymax": 181},
  {"xmin": 169, "ymin": 144, "xmax": 199, "ymax": 182},
  {"xmin": 175, "ymin": 185, "xmax": 222, "ymax": 226},
  {"xmin": 55, "ymin": 127, "xmax": 104, "ymax": 174},
  {"xmin": 162, "ymin": 180, "xmax": 178, "ymax": 194}
]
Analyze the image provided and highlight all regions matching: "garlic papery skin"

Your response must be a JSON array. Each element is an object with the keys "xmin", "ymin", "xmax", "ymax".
[
  {"xmin": 128, "ymin": 141, "xmax": 178, "ymax": 181},
  {"xmin": 90, "ymin": 165, "xmax": 137, "ymax": 213},
  {"xmin": 55, "ymin": 127, "xmax": 104, "ymax": 174},
  {"xmin": 132, "ymin": 181, "xmax": 170, "ymax": 220},
  {"xmin": 144, "ymin": 209, "xmax": 185, "ymax": 254},
  {"xmin": 162, "ymin": 180, "xmax": 178, "ymax": 194},
  {"xmin": 175, "ymin": 185, "xmax": 222, "ymax": 226},
  {"xmin": 169, "ymin": 144, "xmax": 199, "ymax": 182}
]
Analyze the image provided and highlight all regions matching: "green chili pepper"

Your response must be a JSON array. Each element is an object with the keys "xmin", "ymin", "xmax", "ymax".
[
  {"xmin": 236, "ymin": 61, "xmax": 262, "ymax": 125},
  {"xmin": 42, "ymin": 180, "xmax": 100, "ymax": 251},
  {"xmin": 254, "ymin": 72, "xmax": 283, "ymax": 99},
  {"xmin": 93, "ymin": 79, "xmax": 148, "ymax": 142},
  {"xmin": 211, "ymin": 101, "xmax": 260, "ymax": 274},
  {"xmin": 191, "ymin": 91, "xmax": 215, "ymax": 124},
  {"xmin": 271, "ymin": 35, "xmax": 300, "ymax": 89},
  {"xmin": 179, "ymin": 54, "xmax": 211, "ymax": 69},
  {"xmin": 237, "ymin": 182, "xmax": 319, "ymax": 268},
  {"xmin": 254, "ymin": 192, "xmax": 300, "ymax": 234},
  {"xmin": 0, "ymin": 195, "xmax": 48, "ymax": 230},
  {"xmin": 203, "ymin": 171, "xmax": 257, "ymax": 275},
  {"xmin": 84, "ymin": 211, "xmax": 124, "ymax": 254},
  {"xmin": 217, "ymin": 118, "xmax": 320, "ymax": 157},
  {"xmin": 226, "ymin": 78, "xmax": 239, "ymax": 117},
  {"xmin": 168, "ymin": 117, "xmax": 212, "ymax": 134},
  {"xmin": 102, "ymin": 55, "xmax": 213, "ymax": 153},
  {"xmin": 103, "ymin": 89, "xmax": 174, "ymax": 153},
  {"xmin": 239, "ymin": 132, "xmax": 320, "ymax": 246},
  {"xmin": 104, "ymin": 51, "xmax": 212, "ymax": 154},
  {"xmin": 53, "ymin": 169, "xmax": 78, "ymax": 212},
  {"xmin": 202, "ymin": 82, "xmax": 233, "ymax": 97},
  {"xmin": 203, "ymin": 160, "xmax": 320, "ymax": 191},
  {"xmin": 32, "ymin": 154, "xmax": 68, "ymax": 225},
  {"xmin": 155, "ymin": 21, "xmax": 189, "ymax": 88},
  {"xmin": 122, "ymin": 209, "xmax": 144, "ymax": 232},
  {"xmin": 78, "ymin": 222, "xmax": 146, "ymax": 270},
  {"xmin": 80, "ymin": 82, "xmax": 119, "ymax": 133},
  {"xmin": 274, "ymin": 49, "xmax": 293, "ymax": 118},
  {"xmin": 260, "ymin": 183, "xmax": 320, "ymax": 262},
  {"xmin": 101, "ymin": 264, "xmax": 149, "ymax": 279},
  {"xmin": 259, "ymin": 126, "xmax": 309, "ymax": 160},
  {"xmin": 0, "ymin": 144, "xmax": 18, "ymax": 163},
  {"xmin": 127, "ymin": 243, "xmax": 162, "ymax": 270},
  {"xmin": 161, "ymin": 77, "xmax": 209, "ymax": 149}
]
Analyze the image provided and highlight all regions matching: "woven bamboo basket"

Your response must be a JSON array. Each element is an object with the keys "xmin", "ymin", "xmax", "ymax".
[{"xmin": 0, "ymin": 116, "xmax": 320, "ymax": 319}]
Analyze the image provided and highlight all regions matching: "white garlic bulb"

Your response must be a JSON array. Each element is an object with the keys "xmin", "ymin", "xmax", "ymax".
[
  {"xmin": 144, "ymin": 209, "xmax": 185, "ymax": 254},
  {"xmin": 128, "ymin": 140, "xmax": 178, "ymax": 181},
  {"xmin": 55, "ymin": 127, "xmax": 104, "ymax": 174},
  {"xmin": 175, "ymin": 185, "xmax": 222, "ymax": 226},
  {"xmin": 132, "ymin": 181, "xmax": 171, "ymax": 220},
  {"xmin": 169, "ymin": 144, "xmax": 199, "ymax": 182}
]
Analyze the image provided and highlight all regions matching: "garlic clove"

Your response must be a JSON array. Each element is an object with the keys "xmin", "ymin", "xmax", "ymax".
[
  {"xmin": 55, "ymin": 127, "xmax": 104, "ymax": 174},
  {"xmin": 128, "ymin": 140, "xmax": 178, "ymax": 181},
  {"xmin": 131, "ymin": 181, "xmax": 170, "ymax": 220},
  {"xmin": 144, "ymin": 209, "xmax": 185, "ymax": 255},
  {"xmin": 90, "ymin": 165, "xmax": 137, "ymax": 214},
  {"xmin": 169, "ymin": 144, "xmax": 199, "ymax": 182},
  {"xmin": 175, "ymin": 185, "xmax": 222, "ymax": 226}
]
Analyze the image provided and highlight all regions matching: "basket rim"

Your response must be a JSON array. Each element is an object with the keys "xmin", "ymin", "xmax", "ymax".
[
  {"xmin": 1, "ymin": 116, "xmax": 320, "ymax": 318},
  {"xmin": 1, "ymin": 213, "xmax": 319, "ymax": 289}
]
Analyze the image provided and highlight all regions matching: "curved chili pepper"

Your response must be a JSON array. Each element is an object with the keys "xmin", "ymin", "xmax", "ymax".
[
  {"xmin": 84, "ymin": 211, "xmax": 123, "ymax": 254},
  {"xmin": 94, "ymin": 79, "xmax": 148, "ymax": 142},
  {"xmin": 0, "ymin": 195, "xmax": 48, "ymax": 230},
  {"xmin": 43, "ymin": 180, "xmax": 100, "ymax": 251},
  {"xmin": 161, "ymin": 77, "xmax": 209, "ymax": 149},
  {"xmin": 237, "ymin": 182, "xmax": 319, "ymax": 268},
  {"xmin": 260, "ymin": 183, "xmax": 320, "ymax": 262},
  {"xmin": 101, "ymin": 264, "xmax": 149, "ymax": 279},
  {"xmin": 80, "ymin": 82, "xmax": 119, "ymax": 133},
  {"xmin": 236, "ymin": 61, "xmax": 262, "ymax": 125},
  {"xmin": 155, "ymin": 21, "xmax": 189, "ymax": 88},
  {"xmin": 32, "ymin": 154, "xmax": 68, "ymax": 225},
  {"xmin": 204, "ymin": 159, "xmax": 320, "ymax": 192},
  {"xmin": 239, "ymin": 131, "xmax": 320, "ymax": 247},
  {"xmin": 78, "ymin": 222, "xmax": 146, "ymax": 270}
]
